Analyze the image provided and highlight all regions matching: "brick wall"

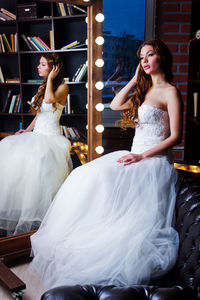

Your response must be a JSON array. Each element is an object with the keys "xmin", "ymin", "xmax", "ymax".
[{"xmin": 155, "ymin": 0, "xmax": 192, "ymax": 161}]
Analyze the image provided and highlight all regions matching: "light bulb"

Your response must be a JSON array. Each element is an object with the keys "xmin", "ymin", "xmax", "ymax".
[
  {"xmin": 95, "ymin": 124, "xmax": 104, "ymax": 133},
  {"xmin": 85, "ymin": 39, "xmax": 88, "ymax": 45},
  {"xmin": 85, "ymin": 17, "xmax": 88, "ymax": 23},
  {"xmin": 95, "ymin": 36, "xmax": 104, "ymax": 45},
  {"xmin": 95, "ymin": 13, "xmax": 105, "ymax": 22},
  {"xmin": 95, "ymin": 59, "xmax": 104, "ymax": 67},
  {"xmin": 86, "ymin": 104, "xmax": 88, "ymax": 109},
  {"xmin": 95, "ymin": 103, "xmax": 104, "ymax": 111},
  {"xmin": 85, "ymin": 82, "xmax": 88, "ymax": 88},
  {"xmin": 83, "ymin": 0, "xmax": 90, "ymax": 2},
  {"xmin": 86, "ymin": 124, "xmax": 88, "ymax": 130},
  {"xmin": 95, "ymin": 81, "xmax": 104, "ymax": 90},
  {"xmin": 95, "ymin": 146, "xmax": 104, "ymax": 154}
]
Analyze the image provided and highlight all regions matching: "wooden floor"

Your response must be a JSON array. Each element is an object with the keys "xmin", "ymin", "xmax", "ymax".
[{"xmin": 0, "ymin": 262, "xmax": 44, "ymax": 299}]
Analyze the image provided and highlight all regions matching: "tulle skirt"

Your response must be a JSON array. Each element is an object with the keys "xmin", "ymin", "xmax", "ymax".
[
  {"xmin": 0, "ymin": 132, "xmax": 72, "ymax": 235},
  {"xmin": 31, "ymin": 150, "xmax": 179, "ymax": 290}
]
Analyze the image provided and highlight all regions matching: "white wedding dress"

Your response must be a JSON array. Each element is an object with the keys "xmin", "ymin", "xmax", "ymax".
[
  {"xmin": 31, "ymin": 104, "xmax": 179, "ymax": 289},
  {"xmin": 0, "ymin": 100, "xmax": 72, "ymax": 235}
]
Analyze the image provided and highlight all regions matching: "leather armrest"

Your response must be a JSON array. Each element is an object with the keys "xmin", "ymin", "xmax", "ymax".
[{"xmin": 41, "ymin": 284, "xmax": 198, "ymax": 300}]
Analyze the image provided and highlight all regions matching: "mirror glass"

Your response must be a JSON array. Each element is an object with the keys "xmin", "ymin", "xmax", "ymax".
[{"xmin": 102, "ymin": 0, "xmax": 146, "ymax": 127}]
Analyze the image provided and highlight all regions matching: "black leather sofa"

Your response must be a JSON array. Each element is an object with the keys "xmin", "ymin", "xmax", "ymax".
[{"xmin": 41, "ymin": 170, "xmax": 200, "ymax": 300}]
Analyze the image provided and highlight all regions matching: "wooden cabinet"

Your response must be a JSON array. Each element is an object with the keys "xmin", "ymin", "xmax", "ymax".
[{"xmin": 184, "ymin": 0, "xmax": 200, "ymax": 165}]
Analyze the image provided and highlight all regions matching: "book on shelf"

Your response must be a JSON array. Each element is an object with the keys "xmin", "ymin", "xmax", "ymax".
[
  {"xmin": 0, "ymin": 11, "xmax": 11, "ymax": 21},
  {"xmin": 26, "ymin": 36, "xmax": 38, "ymax": 51},
  {"xmin": 74, "ymin": 62, "xmax": 87, "ymax": 82},
  {"xmin": 56, "ymin": 3, "xmax": 62, "ymax": 16},
  {"xmin": 0, "ymin": 33, "xmax": 17, "ymax": 52},
  {"xmin": 50, "ymin": 30, "xmax": 53, "ymax": 50},
  {"xmin": 2, "ymin": 33, "xmax": 12, "ymax": 52},
  {"xmin": 55, "ymin": 3, "xmax": 86, "ymax": 17},
  {"xmin": 31, "ymin": 36, "xmax": 45, "ymax": 51},
  {"xmin": 21, "ymin": 34, "xmax": 50, "ymax": 51},
  {"xmin": 37, "ymin": 36, "xmax": 51, "ymax": 51},
  {"xmin": 27, "ymin": 79, "xmax": 43, "ymax": 83},
  {"xmin": 62, "ymin": 126, "xmax": 84, "ymax": 140},
  {"xmin": 2, "ymin": 90, "xmax": 12, "ymax": 113},
  {"xmin": 0, "ymin": 34, "xmax": 5, "ymax": 52},
  {"xmin": 17, "ymin": 97, "xmax": 21, "ymax": 113},
  {"xmin": 69, "ymin": 42, "xmax": 87, "ymax": 49},
  {"xmin": 0, "ymin": 11, "xmax": 14, "ymax": 21},
  {"xmin": 5, "ymin": 78, "xmax": 20, "ymax": 83},
  {"xmin": 64, "ymin": 94, "xmax": 72, "ymax": 114},
  {"xmin": 0, "ymin": 66, "xmax": 4, "ymax": 83},
  {"xmin": 14, "ymin": 33, "xmax": 17, "ymax": 51},
  {"xmin": 13, "ymin": 94, "xmax": 21, "ymax": 113},
  {"xmin": 0, "ymin": 8, "xmax": 16, "ymax": 20},
  {"xmin": 59, "ymin": 3, "xmax": 67, "ymax": 16},
  {"xmin": 8, "ymin": 95, "xmax": 17, "ymax": 113},
  {"xmin": 21, "ymin": 33, "xmax": 34, "ymax": 51},
  {"xmin": 61, "ymin": 40, "xmax": 80, "ymax": 50},
  {"xmin": 29, "ymin": 37, "xmax": 42, "ymax": 51},
  {"xmin": 66, "ymin": 4, "xmax": 73, "ymax": 16},
  {"xmin": 71, "ymin": 5, "xmax": 87, "ymax": 14},
  {"xmin": 10, "ymin": 33, "xmax": 15, "ymax": 52}
]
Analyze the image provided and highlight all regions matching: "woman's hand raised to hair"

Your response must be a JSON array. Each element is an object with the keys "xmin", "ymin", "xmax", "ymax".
[
  {"xmin": 48, "ymin": 65, "xmax": 60, "ymax": 80},
  {"xmin": 117, "ymin": 153, "xmax": 144, "ymax": 165}
]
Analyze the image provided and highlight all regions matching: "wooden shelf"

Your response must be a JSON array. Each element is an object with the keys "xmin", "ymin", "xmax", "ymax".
[
  {"xmin": 0, "ymin": 113, "xmax": 23, "ymax": 116},
  {"xmin": 0, "ymin": 82, "xmax": 20, "ymax": 85}
]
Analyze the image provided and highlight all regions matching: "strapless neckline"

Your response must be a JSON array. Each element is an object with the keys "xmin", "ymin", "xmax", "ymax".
[{"xmin": 139, "ymin": 104, "xmax": 167, "ymax": 114}]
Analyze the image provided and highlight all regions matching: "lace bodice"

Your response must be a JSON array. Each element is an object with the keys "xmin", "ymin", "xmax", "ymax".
[
  {"xmin": 131, "ymin": 104, "xmax": 170, "ymax": 154},
  {"xmin": 33, "ymin": 100, "xmax": 64, "ymax": 136}
]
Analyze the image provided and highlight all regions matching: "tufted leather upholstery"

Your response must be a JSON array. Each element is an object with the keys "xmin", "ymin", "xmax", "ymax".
[{"xmin": 41, "ymin": 170, "xmax": 200, "ymax": 300}]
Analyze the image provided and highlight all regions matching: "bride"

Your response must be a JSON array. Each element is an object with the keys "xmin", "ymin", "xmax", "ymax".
[
  {"xmin": 0, "ymin": 53, "xmax": 72, "ymax": 236},
  {"xmin": 31, "ymin": 39, "xmax": 183, "ymax": 290}
]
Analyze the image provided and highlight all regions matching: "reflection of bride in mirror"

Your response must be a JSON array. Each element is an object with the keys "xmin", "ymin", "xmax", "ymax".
[{"xmin": 0, "ymin": 53, "xmax": 72, "ymax": 237}]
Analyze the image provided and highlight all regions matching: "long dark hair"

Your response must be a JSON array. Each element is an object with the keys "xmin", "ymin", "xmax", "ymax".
[
  {"xmin": 30, "ymin": 53, "xmax": 64, "ymax": 113},
  {"xmin": 120, "ymin": 39, "xmax": 173, "ymax": 128}
]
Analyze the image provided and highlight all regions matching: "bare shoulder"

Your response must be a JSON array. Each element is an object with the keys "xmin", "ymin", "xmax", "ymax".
[{"xmin": 165, "ymin": 85, "xmax": 183, "ymax": 111}]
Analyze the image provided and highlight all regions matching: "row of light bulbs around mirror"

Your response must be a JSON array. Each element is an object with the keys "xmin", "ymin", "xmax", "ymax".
[
  {"xmin": 71, "ymin": 10, "xmax": 105, "ymax": 158},
  {"xmin": 85, "ymin": 11, "xmax": 105, "ymax": 154}
]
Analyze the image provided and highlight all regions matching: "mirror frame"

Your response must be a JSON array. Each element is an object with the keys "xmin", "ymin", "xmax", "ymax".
[{"xmin": 0, "ymin": 0, "xmax": 103, "ymax": 262}]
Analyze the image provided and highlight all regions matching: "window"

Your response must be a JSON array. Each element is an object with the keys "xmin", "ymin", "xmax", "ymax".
[{"xmin": 102, "ymin": 0, "xmax": 155, "ymax": 127}]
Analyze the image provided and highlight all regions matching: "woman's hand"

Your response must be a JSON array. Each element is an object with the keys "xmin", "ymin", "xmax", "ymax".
[
  {"xmin": 15, "ymin": 129, "xmax": 27, "ymax": 135},
  {"xmin": 48, "ymin": 64, "xmax": 60, "ymax": 80},
  {"xmin": 117, "ymin": 153, "xmax": 144, "ymax": 165},
  {"xmin": 133, "ymin": 63, "xmax": 140, "ymax": 81}
]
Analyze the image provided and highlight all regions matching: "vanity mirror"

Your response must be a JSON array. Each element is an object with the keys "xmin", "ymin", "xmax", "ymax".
[
  {"xmin": 0, "ymin": 0, "xmax": 102, "ymax": 247},
  {"xmin": 0, "ymin": 0, "xmax": 104, "ymax": 295}
]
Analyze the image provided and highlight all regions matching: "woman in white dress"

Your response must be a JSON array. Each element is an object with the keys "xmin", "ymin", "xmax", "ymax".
[
  {"xmin": 31, "ymin": 39, "xmax": 183, "ymax": 289},
  {"xmin": 0, "ymin": 53, "xmax": 72, "ymax": 236}
]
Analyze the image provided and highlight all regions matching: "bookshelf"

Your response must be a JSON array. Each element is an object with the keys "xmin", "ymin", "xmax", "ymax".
[
  {"xmin": 0, "ymin": 0, "xmax": 91, "ymax": 162},
  {"xmin": 184, "ymin": 0, "xmax": 200, "ymax": 165}
]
